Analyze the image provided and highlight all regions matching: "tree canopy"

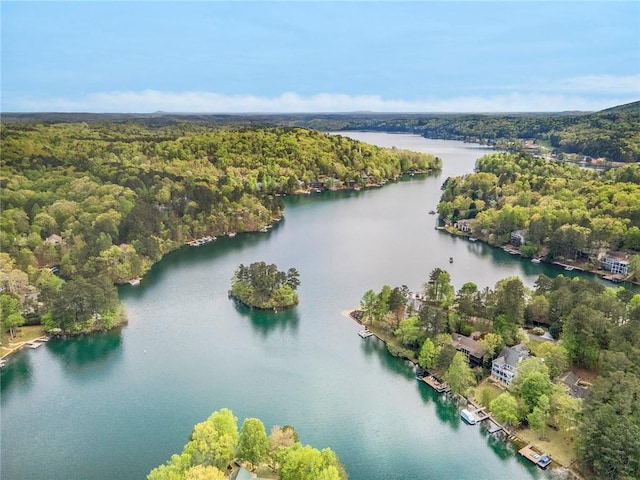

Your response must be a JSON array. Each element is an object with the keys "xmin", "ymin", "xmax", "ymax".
[
  {"xmin": 147, "ymin": 408, "xmax": 347, "ymax": 480},
  {"xmin": 1, "ymin": 120, "xmax": 439, "ymax": 338},
  {"xmin": 230, "ymin": 262, "xmax": 300, "ymax": 309}
]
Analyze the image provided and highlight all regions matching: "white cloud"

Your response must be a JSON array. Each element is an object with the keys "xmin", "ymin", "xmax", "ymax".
[
  {"xmin": 561, "ymin": 74, "xmax": 640, "ymax": 94},
  {"xmin": 11, "ymin": 88, "xmax": 639, "ymax": 113}
]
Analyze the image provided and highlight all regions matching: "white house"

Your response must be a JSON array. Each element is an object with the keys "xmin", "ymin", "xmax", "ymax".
[
  {"xmin": 600, "ymin": 251, "xmax": 630, "ymax": 276},
  {"xmin": 491, "ymin": 344, "xmax": 530, "ymax": 387}
]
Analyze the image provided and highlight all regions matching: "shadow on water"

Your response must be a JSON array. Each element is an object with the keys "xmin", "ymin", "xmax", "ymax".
[
  {"xmin": 0, "ymin": 353, "xmax": 32, "ymax": 394},
  {"xmin": 232, "ymin": 300, "xmax": 300, "ymax": 338},
  {"xmin": 47, "ymin": 331, "xmax": 123, "ymax": 374},
  {"xmin": 359, "ymin": 336, "xmax": 415, "ymax": 380}
]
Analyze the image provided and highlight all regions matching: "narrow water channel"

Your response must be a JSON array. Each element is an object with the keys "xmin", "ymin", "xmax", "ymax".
[{"xmin": 2, "ymin": 134, "xmax": 582, "ymax": 480}]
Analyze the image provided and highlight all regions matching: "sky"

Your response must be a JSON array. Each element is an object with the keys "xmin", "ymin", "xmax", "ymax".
[{"xmin": 2, "ymin": 1, "xmax": 639, "ymax": 113}]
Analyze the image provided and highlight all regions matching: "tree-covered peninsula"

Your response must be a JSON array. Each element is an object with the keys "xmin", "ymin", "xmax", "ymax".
[
  {"xmin": 438, "ymin": 152, "xmax": 640, "ymax": 280},
  {"xmin": 355, "ymin": 271, "xmax": 640, "ymax": 479},
  {"xmin": 230, "ymin": 262, "xmax": 300, "ymax": 309},
  {"xmin": 147, "ymin": 408, "xmax": 347, "ymax": 480},
  {"xmin": 0, "ymin": 121, "xmax": 439, "ymax": 338}
]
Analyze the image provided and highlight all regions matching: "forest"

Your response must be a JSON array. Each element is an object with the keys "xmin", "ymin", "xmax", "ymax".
[
  {"xmin": 147, "ymin": 408, "xmax": 347, "ymax": 480},
  {"xmin": 356, "ymin": 271, "xmax": 640, "ymax": 480},
  {"xmin": 271, "ymin": 101, "xmax": 640, "ymax": 163},
  {"xmin": 5, "ymin": 102, "xmax": 639, "ymax": 163},
  {"xmin": 437, "ymin": 152, "xmax": 640, "ymax": 278},
  {"xmin": 0, "ymin": 121, "xmax": 440, "ymax": 336}
]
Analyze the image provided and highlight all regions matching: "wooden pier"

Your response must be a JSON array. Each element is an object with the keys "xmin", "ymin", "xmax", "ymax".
[
  {"xmin": 421, "ymin": 375, "xmax": 451, "ymax": 393},
  {"xmin": 467, "ymin": 406, "xmax": 489, "ymax": 421},
  {"xmin": 519, "ymin": 444, "xmax": 552, "ymax": 469}
]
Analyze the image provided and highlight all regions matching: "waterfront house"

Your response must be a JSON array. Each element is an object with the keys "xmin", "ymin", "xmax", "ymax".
[
  {"xmin": 454, "ymin": 219, "xmax": 472, "ymax": 233},
  {"xmin": 600, "ymin": 251, "xmax": 630, "ymax": 276},
  {"xmin": 451, "ymin": 333, "xmax": 487, "ymax": 367},
  {"xmin": 510, "ymin": 229, "xmax": 526, "ymax": 246},
  {"xmin": 491, "ymin": 344, "xmax": 530, "ymax": 387}
]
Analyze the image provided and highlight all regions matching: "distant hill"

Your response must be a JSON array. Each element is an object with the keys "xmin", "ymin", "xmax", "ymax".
[{"xmin": 598, "ymin": 100, "xmax": 640, "ymax": 114}]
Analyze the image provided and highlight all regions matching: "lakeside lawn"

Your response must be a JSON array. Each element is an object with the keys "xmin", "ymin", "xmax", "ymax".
[
  {"xmin": 515, "ymin": 425, "xmax": 578, "ymax": 468},
  {"xmin": 1, "ymin": 325, "xmax": 47, "ymax": 359}
]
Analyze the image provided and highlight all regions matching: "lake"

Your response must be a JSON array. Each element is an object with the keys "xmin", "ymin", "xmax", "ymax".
[{"xmin": 2, "ymin": 133, "xmax": 583, "ymax": 480}]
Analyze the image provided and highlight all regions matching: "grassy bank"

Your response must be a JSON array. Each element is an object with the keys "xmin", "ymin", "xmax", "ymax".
[{"xmin": 1, "ymin": 325, "xmax": 47, "ymax": 359}]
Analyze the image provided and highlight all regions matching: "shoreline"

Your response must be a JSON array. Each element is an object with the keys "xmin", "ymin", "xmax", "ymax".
[
  {"xmin": 342, "ymin": 307, "xmax": 582, "ymax": 479},
  {"xmin": 440, "ymin": 226, "xmax": 639, "ymax": 287}
]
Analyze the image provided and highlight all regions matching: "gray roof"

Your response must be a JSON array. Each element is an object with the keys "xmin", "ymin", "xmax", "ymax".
[
  {"xmin": 452, "ymin": 333, "xmax": 487, "ymax": 359},
  {"xmin": 559, "ymin": 371, "xmax": 590, "ymax": 399},
  {"xmin": 494, "ymin": 344, "xmax": 530, "ymax": 368}
]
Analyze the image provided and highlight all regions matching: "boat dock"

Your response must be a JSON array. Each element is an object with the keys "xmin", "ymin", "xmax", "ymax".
[
  {"xmin": 421, "ymin": 375, "xmax": 451, "ymax": 393},
  {"xmin": 519, "ymin": 444, "xmax": 552, "ymax": 469},
  {"xmin": 358, "ymin": 329, "xmax": 374, "ymax": 338},
  {"xmin": 466, "ymin": 406, "xmax": 489, "ymax": 421},
  {"xmin": 25, "ymin": 337, "xmax": 50, "ymax": 349}
]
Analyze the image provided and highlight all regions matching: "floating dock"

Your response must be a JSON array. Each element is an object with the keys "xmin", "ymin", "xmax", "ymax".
[{"xmin": 519, "ymin": 444, "xmax": 552, "ymax": 469}]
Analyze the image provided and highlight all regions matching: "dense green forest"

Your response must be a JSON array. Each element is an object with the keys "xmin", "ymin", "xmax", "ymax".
[
  {"xmin": 437, "ymin": 152, "xmax": 640, "ymax": 276},
  {"xmin": 147, "ymin": 408, "xmax": 347, "ymax": 480},
  {"xmin": 230, "ymin": 262, "xmax": 300, "ymax": 309},
  {"xmin": 5, "ymin": 102, "xmax": 639, "ymax": 163},
  {"xmin": 271, "ymin": 102, "xmax": 640, "ymax": 163},
  {"xmin": 0, "ymin": 122, "xmax": 439, "ymax": 336},
  {"xmin": 357, "ymin": 271, "xmax": 640, "ymax": 479}
]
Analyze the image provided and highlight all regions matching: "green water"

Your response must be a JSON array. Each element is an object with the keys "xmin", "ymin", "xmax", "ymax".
[{"xmin": 1, "ymin": 135, "xmax": 593, "ymax": 480}]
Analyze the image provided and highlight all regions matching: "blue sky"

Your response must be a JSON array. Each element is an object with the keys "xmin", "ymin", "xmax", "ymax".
[{"xmin": 2, "ymin": 1, "xmax": 639, "ymax": 113}]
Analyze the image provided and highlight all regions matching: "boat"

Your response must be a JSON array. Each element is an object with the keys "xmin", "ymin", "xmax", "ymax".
[
  {"xmin": 531, "ymin": 258, "xmax": 541, "ymax": 264},
  {"xmin": 227, "ymin": 232, "xmax": 236, "ymax": 238},
  {"xmin": 358, "ymin": 329, "xmax": 374, "ymax": 339},
  {"xmin": 468, "ymin": 237, "xmax": 478, "ymax": 242},
  {"xmin": 260, "ymin": 227, "xmax": 269, "ymax": 233},
  {"xmin": 449, "ymin": 257, "xmax": 453, "ymax": 263},
  {"xmin": 460, "ymin": 409, "xmax": 478, "ymax": 425},
  {"xmin": 428, "ymin": 210, "xmax": 436, "ymax": 215}
]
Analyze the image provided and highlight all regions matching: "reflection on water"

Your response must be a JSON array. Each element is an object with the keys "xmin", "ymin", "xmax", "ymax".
[
  {"xmin": 47, "ymin": 331, "xmax": 122, "ymax": 374},
  {"xmin": 232, "ymin": 300, "xmax": 300, "ymax": 337},
  {"xmin": 0, "ymin": 353, "xmax": 32, "ymax": 393}
]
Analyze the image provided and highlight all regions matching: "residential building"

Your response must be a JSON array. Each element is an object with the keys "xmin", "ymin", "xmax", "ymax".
[
  {"xmin": 45, "ymin": 234, "xmax": 63, "ymax": 245},
  {"xmin": 491, "ymin": 344, "xmax": 530, "ymax": 387},
  {"xmin": 600, "ymin": 251, "xmax": 630, "ymax": 276},
  {"xmin": 454, "ymin": 219, "xmax": 472, "ymax": 233},
  {"xmin": 559, "ymin": 371, "xmax": 590, "ymax": 400},
  {"xmin": 510, "ymin": 229, "xmax": 526, "ymax": 246},
  {"xmin": 451, "ymin": 333, "xmax": 487, "ymax": 367}
]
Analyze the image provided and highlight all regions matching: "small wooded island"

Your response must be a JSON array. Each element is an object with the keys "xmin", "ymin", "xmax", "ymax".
[{"xmin": 230, "ymin": 262, "xmax": 300, "ymax": 310}]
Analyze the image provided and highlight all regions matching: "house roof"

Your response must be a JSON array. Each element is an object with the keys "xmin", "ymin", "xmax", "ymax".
[
  {"xmin": 45, "ymin": 234, "xmax": 62, "ymax": 244},
  {"xmin": 493, "ymin": 344, "xmax": 530, "ymax": 368},
  {"xmin": 452, "ymin": 333, "xmax": 487, "ymax": 358},
  {"xmin": 559, "ymin": 371, "xmax": 590, "ymax": 399},
  {"xmin": 231, "ymin": 466, "xmax": 269, "ymax": 480}
]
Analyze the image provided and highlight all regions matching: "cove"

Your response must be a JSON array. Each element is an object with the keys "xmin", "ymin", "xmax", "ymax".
[{"xmin": 2, "ymin": 134, "xmax": 582, "ymax": 480}]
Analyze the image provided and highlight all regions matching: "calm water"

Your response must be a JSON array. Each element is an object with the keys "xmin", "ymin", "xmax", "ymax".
[{"xmin": 2, "ymin": 134, "xmax": 597, "ymax": 480}]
